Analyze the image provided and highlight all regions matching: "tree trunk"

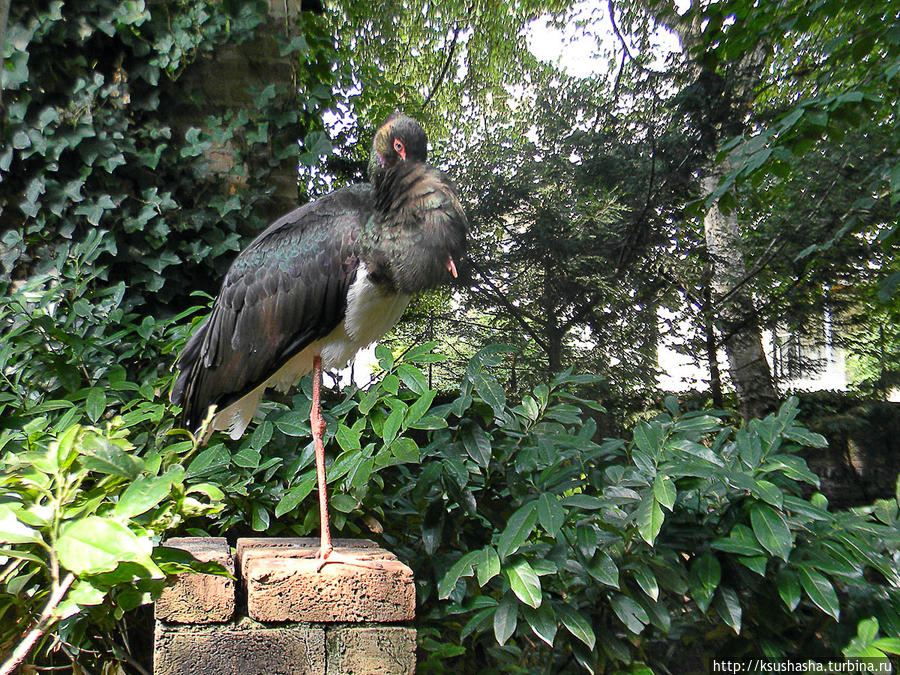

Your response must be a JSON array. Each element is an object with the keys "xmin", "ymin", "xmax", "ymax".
[
  {"xmin": 0, "ymin": 0, "xmax": 10, "ymax": 112},
  {"xmin": 702, "ymin": 280, "xmax": 725, "ymax": 409},
  {"xmin": 656, "ymin": 2, "xmax": 776, "ymax": 420},
  {"xmin": 702, "ymin": 164, "xmax": 778, "ymax": 419},
  {"xmin": 543, "ymin": 257, "xmax": 564, "ymax": 373}
]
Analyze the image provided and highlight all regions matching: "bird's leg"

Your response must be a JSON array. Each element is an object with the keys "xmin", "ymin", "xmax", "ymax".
[
  {"xmin": 311, "ymin": 355, "xmax": 333, "ymax": 562},
  {"xmin": 311, "ymin": 355, "xmax": 384, "ymax": 573}
]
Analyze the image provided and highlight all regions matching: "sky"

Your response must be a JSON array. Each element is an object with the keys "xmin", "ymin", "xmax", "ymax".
[{"xmin": 525, "ymin": 0, "xmax": 684, "ymax": 78}]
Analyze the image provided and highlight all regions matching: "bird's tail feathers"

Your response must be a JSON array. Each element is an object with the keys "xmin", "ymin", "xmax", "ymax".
[{"xmin": 170, "ymin": 320, "xmax": 211, "ymax": 434}]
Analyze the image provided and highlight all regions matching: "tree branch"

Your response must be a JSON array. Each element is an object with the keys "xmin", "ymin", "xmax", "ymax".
[
  {"xmin": 467, "ymin": 259, "xmax": 551, "ymax": 354},
  {"xmin": 422, "ymin": 25, "xmax": 462, "ymax": 110},
  {"xmin": 712, "ymin": 149, "xmax": 853, "ymax": 308},
  {"xmin": 0, "ymin": 572, "xmax": 75, "ymax": 675},
  {"xmin": 607, "ymin": 0, "xmax": 664, "ymax": 74}
]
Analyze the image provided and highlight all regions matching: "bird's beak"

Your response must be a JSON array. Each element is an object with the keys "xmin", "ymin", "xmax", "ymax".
[{"xmin": 446, "ymin": 254, "xmax": 458, "ymax": 278}]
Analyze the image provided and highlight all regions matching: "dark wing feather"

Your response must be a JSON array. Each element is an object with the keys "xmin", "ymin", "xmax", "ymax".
[{"xmin": 172, "ymin": 185, "xmax": 372, "ymax": 432}]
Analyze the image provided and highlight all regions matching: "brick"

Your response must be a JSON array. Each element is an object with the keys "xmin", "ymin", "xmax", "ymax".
[
  {"xmin": 236, "ymin": 537, "xmax": 378, "ymax": 579},
  {"xmin": 155, "ymin": 537, "xmax": 235, "ymax": 624},
  {"xmin": 326, "ymin": 626, "xmax": 416, "ymax": 675},
  {"xmin": 237, "ymin": 538, "xmax": 415, "ymax": 623},
  {"xmin": 154, "ymin": 619, "xmax": 325, "ymax": 675}
]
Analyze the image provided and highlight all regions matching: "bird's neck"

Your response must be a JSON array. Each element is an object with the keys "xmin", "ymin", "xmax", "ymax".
[
  {"xmin": 361, "ymin": 162, "xmax": 464, "ymax": 296},
  {"xmin": 359, "ymin": 164, "xmax": 426, "ymax": 292},
  {"xmin": 371, "ymin": 163, "xmax": 420, "ymax": 216}
]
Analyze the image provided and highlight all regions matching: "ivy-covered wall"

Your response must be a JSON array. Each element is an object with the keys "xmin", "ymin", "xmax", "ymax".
[{"xmin": 0, "ymin": 0, "xmax": 339, "ymax": 311}]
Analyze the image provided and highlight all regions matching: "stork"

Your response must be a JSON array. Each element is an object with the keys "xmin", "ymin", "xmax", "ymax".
[{"xmin": 172, "ymin": 114, "xmax": 467, "ymax": 568}]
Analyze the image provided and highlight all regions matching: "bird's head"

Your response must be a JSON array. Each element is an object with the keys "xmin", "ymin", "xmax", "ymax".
[{"xmin": 368, "ymin": 113, "xmax": 428, "ymax": 180}]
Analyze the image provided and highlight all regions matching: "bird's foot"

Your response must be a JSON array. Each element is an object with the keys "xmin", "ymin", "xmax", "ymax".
[{"xmin": 315, "ymin": 545, "xmax": 386, "ymax": 572}]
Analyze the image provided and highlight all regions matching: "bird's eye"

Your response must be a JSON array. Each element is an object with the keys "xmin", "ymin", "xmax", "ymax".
[{"xmin": 393, "ymin": 139, "xmax": 405, "ymax": 155}]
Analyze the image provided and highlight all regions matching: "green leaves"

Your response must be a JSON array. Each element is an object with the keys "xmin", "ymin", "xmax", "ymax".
[
  {"xmin": 411, "ymin": 367, "xmax": 894, "ymax": 668},
  {"xmin": 689, "ymin": 552, "xmax": 721, "ymax": 612},
  {"xmin": 186, "ymin": 444, "xmax": 230, "ymax": 478},
  {"xmin": 777, "ymin": 569, "xmax": 801, "ymax": 611},
  {"xmin": 114, "ymin": 468, "xmax": 182, "ymax": 519},
  {"xmin": 653, "ymin": 475, "xmax": 676, "ymax": 511},
  {"xmin": 749, "ymin": 502, "xmax": 793, "ymax": 561},
  {"xmin": 0, "ymin": 505, "xmax": 43, "ymax": 545},
  {"xmin": 472, "ymin": 371, "xmax": 506, "ymax": 420},
  {"xmin": 0, "ymin": 413, "xmax": 216, "ymax": 670},
  {"xmin": 524, "ymin": 603, "xmax": 557, "ymax": 646},
  {"xmin": 586, "ymin": 550, "xmax": 619, "ymax": 588},
  {"xmin": 714, "ymin": 586, "xmax": 742, "ymax": 634},
  {"xmin": 56, "ymin": 517, "xmax": 159, "ymax": 577},
  {"xmin": 78, "ymin": 433, "xmax": 142, "ymax": 479},
  {"xmin": 3, "ymin": 292, "xmax": 895, "ymax": 675},
  {"xmin": 798, "ymin": 566, "xmax": 840, "ymax": 621},
  {"xmin": 504, "ymin": 558, "xmax": 542, "ymax": 608},
  {"xmin": 497, "ymin": 501, "xmax": 538, "ymax": 560},
  {"xmin": 557, "ymin": 604, "xmax": 596, "ymax": 650},
  {"xmin": 610, "ymin": 594, "xmax": 649, "ymax": 634},
  {"xmin": 493, "ymin": 594, "xmax": 518, "ymax": 645},
  {"xmin": 460, "ymin": 422, "xmax": 491, "ymax": 468},
  {"xmin": 844, "ymin": 618, "xmax": 900, "ymax": 659},
  {"xmin": 300, "ymin": 130, "xmax": 333, "ymax": 166},
  {"xmin": 537, "ymin": 493, "xmax": 565, "ymax": 537},
  {"xmin": 438, "ymin": 550, "xmax": 480, "ymax": 599},
  {"xmin": 635, "ymin": 494, "xmax": 665, "ymax": 546},
  {"xmin": 476, "ymin": 547, "xmax": 501, "ymax": 586},
  {"xmin": 85, "ymin": 388, "xmax": 106, "ymax": 423}
]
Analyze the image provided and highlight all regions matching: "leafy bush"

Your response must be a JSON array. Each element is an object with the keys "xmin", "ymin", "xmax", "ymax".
[
  {"xmin": 0, "ymin": 238, "xmax": 227, "ymax": 670},
  {"xmin": 0, "ymin": 421, "xmax": 224, "ymax": 669},
  {"xmin": 399, "ymin": 376, "xmax": 900, "ymax": 672},
  {"xmin": 173, "ymin": 342, "xmax": 456, "ymax": 538},
  {"xmin": 1, "ymin": 1, "xmax": 345, "ymax": 310},
  {"xmin": 0, "ymin": 229, "xmax": 197, "ymax": 441},
  {"xmin": 3, "ymin": 262, "xmax": 899, "ymax": 673},
  {"xmin": 174, "ymin": 343, "xmax": 900, "ymax": 672}
]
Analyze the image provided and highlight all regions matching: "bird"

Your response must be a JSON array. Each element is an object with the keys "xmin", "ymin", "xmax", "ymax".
[{"xmin": 171, "ymin": 113, "xmax": 468, "ymax": 569}]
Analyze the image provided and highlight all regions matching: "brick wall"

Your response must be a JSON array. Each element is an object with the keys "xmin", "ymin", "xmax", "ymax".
[{"xmin": 154, "ymin": 538, "xmax": 416, "ymax": 675}]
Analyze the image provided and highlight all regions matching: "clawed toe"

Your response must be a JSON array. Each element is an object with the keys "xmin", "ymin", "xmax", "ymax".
[{"xmin": 315, "ymin": 548, "xmax": 385, "ymax": 572}]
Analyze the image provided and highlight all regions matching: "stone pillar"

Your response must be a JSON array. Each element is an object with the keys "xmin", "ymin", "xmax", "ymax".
[{"xmin": 153, "ymin": 537, "xmax": 417, "ymax": 675}]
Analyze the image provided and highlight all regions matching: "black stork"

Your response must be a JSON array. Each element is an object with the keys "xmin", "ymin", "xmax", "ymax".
[{"xmin": 171, "ymin": 113, "xmax": 467, "ymax": 569}]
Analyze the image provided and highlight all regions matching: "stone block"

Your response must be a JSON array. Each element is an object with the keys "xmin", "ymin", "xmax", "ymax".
[
  {"xmin": 326, "ymin": 626, "xmax": 417, "ymax": 675},
  {"xmin": 155, "ymin": 537, "xmax": 235, "ymax": 624},
  {"xmin": 237, "ymin": 538, "xmax": 415, "ymax": 623},
  {"xmin": 154, "ymin": 619, "xmax": 325, "ymax": 675}
]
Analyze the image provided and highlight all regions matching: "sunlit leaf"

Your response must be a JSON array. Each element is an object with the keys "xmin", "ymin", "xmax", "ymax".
[
  {"xmin": 505, "ymin": 557, "xmax": 542, "ymax": 608},
  {"xmin": 497, "ymin": 501, "xmax": 537, "ymax": 560}
]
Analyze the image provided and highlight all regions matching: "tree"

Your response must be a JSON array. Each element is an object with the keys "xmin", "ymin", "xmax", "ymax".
[{"xmin": 634, "ymin": 1, "xmax": 779, "ymax": 418}]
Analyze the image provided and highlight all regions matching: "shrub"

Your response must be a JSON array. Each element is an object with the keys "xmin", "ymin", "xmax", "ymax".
[
  {"xmin": 0, "ymin": 239, "xmax": 225, "ymax": 670},
  {"xmin": 0, "ymin": 421, "xmax": 224, "ymax": 670},
  {"xmin": 179, "ymin": 343, "xmax": 900, "ymax": 672},
  {"xmin": 1, "ymin": 1, "xmax": 343, "ymax": 310}
]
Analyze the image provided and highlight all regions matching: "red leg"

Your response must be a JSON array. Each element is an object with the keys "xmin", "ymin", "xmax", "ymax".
[
  {"xmin": 311, "ymin": 355, "xmax": 333, "ymax": 562},
  {"xmin": 311, "ymin": 356, "xmax": 384, "ymax": 572}
]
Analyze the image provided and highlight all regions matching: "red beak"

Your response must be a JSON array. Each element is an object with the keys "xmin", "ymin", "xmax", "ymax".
[{"xmin": 447, "ymin": 255, "xmax": 458, "ymax": 278}]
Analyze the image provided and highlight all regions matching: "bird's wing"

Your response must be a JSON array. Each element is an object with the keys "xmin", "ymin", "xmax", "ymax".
[{"xmin": 172, "ymin": 187, "xmax": 370, "ymax": 432}]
